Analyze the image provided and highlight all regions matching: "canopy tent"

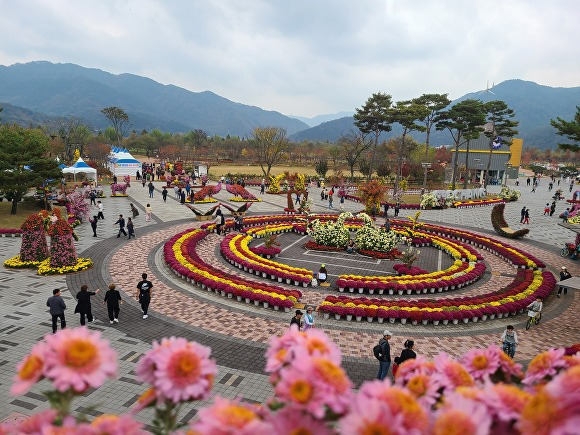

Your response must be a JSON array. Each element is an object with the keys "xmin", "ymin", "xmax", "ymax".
[
  {"xmin": 109, "ymin": 148, "xmax": 141, "ymax": 178},
  {"xmin": 58, "ymin": 163, "xmax": 67, "ymax": 169},
  {"xmin": 62, "ymin": 157, "xmax": 97, "ymax": 180}
]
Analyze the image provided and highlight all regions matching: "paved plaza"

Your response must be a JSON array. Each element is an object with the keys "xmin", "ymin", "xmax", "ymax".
[{"xmin": 0, "ymin": 178, "xmax": 578, "ymax": 427}]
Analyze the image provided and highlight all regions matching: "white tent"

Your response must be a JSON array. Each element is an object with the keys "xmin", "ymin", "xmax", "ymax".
[
  {"xmin": 109, "ymin": 147, "xmax": 141, "ymax": 178},
  {"xmin": 62, "ymin": 157, "xmax": 97, "ymax": 180}
]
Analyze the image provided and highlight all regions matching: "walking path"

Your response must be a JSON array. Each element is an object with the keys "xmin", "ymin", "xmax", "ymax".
[{"xmin": 0, "ymin": 177, "xmax": 578, "ymax": 428}]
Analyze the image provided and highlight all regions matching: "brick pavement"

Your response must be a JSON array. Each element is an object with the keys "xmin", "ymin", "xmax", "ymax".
[{"xmin": 1, "ymin": 178, "xmax": 579, "ymax": 427}]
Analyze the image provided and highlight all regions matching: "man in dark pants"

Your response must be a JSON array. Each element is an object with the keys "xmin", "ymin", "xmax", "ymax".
[
  {"xmin": 89, "ymin": 190, "xmax": 97, "ymax": 205},
  {"xmin": 148, "ymin": 182, "xmax": 154, "ymax": 198},
  {"xmin": 377, "ymin": 330, "xmax": 392, "ymax": 380},
  {"xmin": 46, "ymin": 289, "xmax": 66, "ymax": 333},
  {"xmin": 114, "ymin": 214, "xmax": 127, "ymax": 238},
  {"xmin": 136, "ymin": 273, "xmax": 153, "ymax": 319},
  {"xmin": 162, "ymin": 187, "xmax": 168, "ymax": 202}
]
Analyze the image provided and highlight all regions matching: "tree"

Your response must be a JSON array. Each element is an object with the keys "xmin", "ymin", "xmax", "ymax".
[
  {"xmin": 413, "ymin": 93, "xmax": 451, "ymax": 157},
  {"xmin": 483, "ymin": 101, "xmax": 519, "ymax": 187},
  {"xmin": 184, "ymin": 129, "xmax": 208, "ymax": 165},
  {"xmin": 101, "ymin": 107, "xmax": 129, "ymax": 146},
  {"xmin": 338, "ymin": 132, "xmax": 373, "ymax": 181},
  {"xmin": 390, "ymin": 100, "xmax": 429, "ymax": 195},
  {"xmin": 42, "ymin": 116, "xmax": 91, "ymax": 161},
  {"xmin": 0, "ymin": 125, "xmax": 62, "ymax": 214},
  {"xmin": 436, "ymin": 99, "xmax": 486, "ymax": 190},
  {"xmin": 354, "ymin": 92, "xmax": 393, "ymax": 180},
  {"xmin": 314, "ymin": 160, "xmax": 328, "ymax": 179},
  {"xmin": 551, "ymin": 106, "xmax": 580, "ymax": 153},
  {"xmin": 252, "ymin": 127, "xmax": 289, "ymax": 177}
]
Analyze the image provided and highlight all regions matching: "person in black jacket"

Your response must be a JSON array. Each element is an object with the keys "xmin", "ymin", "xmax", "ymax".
[
  {"xmin": 75, "ymin": 284, "xmax": 99, "ymax": 326},
  {"xmin": 104, "ymin": 283, "xmax": 122, "ymax": 324},
  {"xmin": 136, "ymin": 273, "xmax": 153, "ymax": 319},
  {"xmin": 290, "ymin": 310, "xmax": 303, "ymax": 330},
  {"xmin": 114, "ymin": 214, "xmax": 127, "ymax": 237},
  {"xmin": 395, "ymin": 340, "xmax": 417, "ymax": 366},
  {"xmin": 377, "ymin": 330, "xmax": 392, "ymax": 380}
]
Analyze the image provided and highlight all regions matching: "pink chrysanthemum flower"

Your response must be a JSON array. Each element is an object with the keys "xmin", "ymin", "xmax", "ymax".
[
  {"xmin": 191, "ymin": 396, "xmax": 272, "ymax": 434},
  {"xmin": 274, "ymin": 366, "xmax": 328, "ymax": 418},
  {"xmin": 340, "ymin": 394, "xmax": 406, "ymax": 434},
  {"xmin": 307, "ymin": 355, "xmax": 353, "ymax": 415},
  {"xmin": 43, "ymin": 327, "xmax": 117, "ymax": 393},
  {"xmin": 432, "ymin": 352, "xmax": 475, "ymax": 392},
  {"xmin": 403, "ymin": 373, "xmax": 440, "ymax": 410},
  {"xmin": 11, "ymin": 342, "xmax": 46, "ymax": 395},
  {"xmin": 10, "ymin": 409, "xmax": 57, "ymax": 434},
  {"xmin": 394, "ymin": 355, "xmax": 435, "ymax": 384},
  {"xmin": 479, "ymin": 382, "xmax": 531, "ymax": 422},
  {"xmin": 151, "ymin": 337, "xmax": 217, "ymax": 403},
  {"xmin": 545, "ymin": 365, "xmax": 580, "ymax": 415},
  {"xmin": 433, "ymin": 392, "xmax": 492, "ymax": 435},
  {"xmin": 90, "ymin": 414, "xmax": 146, "ymax": 434},
  {"xmin": 495, "ymin": 346, "xmax": 524, "ymax": 380},
  {"xmin": 131, "ymin": 388, "xmax": 158, "ymax": 414},
  {"xmin": 522, "ymin": 348, "xmax": 568, "ymax": 386},
  {"xmin": 265, "ymin": 406, "xmax": 333, "ymax": 435},
  {"xmin": 462, "ymin": 347, "xmax": 500, "ymax": 381},
  {"xmin": 358, "ymin": 380, "xmax": 429, "ymax": 433},
  {"xmin": 517, "ymin": 387, "xmax": 578, "ymax": 435}
]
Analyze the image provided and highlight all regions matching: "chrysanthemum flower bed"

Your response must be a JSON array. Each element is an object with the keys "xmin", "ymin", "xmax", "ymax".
[
  {"xmin": 452, "ymin": 198, "xmax": 505, "ymax": 208},
  {"xmin": 36, "ymin": 257, "xmax": 94, "ymax": 275},
  {"xmin": 221, "ymin": 234, "xmax": 313, "ymax": 286},
  {"xmin": 164, "ymin": 229, "xmax": 301, "ymax": 310},
  {"xmin": 320, "ymin": 268, "xmax": 555, "ymax": 324},
  {"xmin": 0, "ymin": 228, "xmax": 22, "ymax": 237},
  {"xmin": 9, "ymin": 326, "xmax": 579, "ymax": 434},
  {"xmin": 226, "ymin": 183, "xmax": 261, "ymax": 201}
]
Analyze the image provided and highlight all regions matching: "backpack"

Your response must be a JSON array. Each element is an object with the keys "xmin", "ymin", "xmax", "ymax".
[{"xmin": 373, "ymin": 343, "xmax": 385, "ymax": 360}]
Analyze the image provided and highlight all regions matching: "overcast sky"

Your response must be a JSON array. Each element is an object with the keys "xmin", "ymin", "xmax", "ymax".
[{"xmin": 1, "ymin": 0, "xmax": 578, "ymax": 118}]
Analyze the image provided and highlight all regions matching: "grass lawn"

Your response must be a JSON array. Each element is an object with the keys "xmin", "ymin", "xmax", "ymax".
[{"xmin": 0, "ymin": 201, "xmax": 67, "ymax": 229}]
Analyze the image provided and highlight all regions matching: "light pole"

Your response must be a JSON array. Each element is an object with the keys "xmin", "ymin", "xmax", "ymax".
[{"xmin": 421, "ymin": 162, "xmax": 432, "ymax": 195}]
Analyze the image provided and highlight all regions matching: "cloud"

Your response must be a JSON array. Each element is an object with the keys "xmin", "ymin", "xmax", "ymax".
[{"xmin": 0, "ymin": 0, "xmax": 578, "ymax": 117}]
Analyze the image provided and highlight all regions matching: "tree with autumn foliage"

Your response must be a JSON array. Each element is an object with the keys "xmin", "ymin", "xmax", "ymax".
[
  {"xmin": 358, "ymin": 179, "xmax": 388, "ymax": 214},
  {"xmin": 252, "ymin": 126, "xmax": 289, "ymax": 177}
]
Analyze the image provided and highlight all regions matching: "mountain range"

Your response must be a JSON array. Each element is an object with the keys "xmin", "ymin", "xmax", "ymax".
[{"xmin": 0, "ymin": 61, "xmax": 578, "ymax": 149}]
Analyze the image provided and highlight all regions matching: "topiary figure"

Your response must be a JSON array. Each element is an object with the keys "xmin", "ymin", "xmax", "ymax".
[
  {"xmin": 48, "ymin": 218, "xmax": 77, "ymax": 268},
  {"xmin": 19, "ymin": 214, "xmax": 49, "ymax": 262},
  {"xmin": 491, "ymin": 204, "xmax": 529, "ymax": 239}
]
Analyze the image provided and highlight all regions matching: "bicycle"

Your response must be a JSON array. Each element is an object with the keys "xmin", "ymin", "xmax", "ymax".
[
  {"xmin": 501, "ymin": 341, "xmax": 517, "ymax": 359},
  {"xmin": 525, "ymin": 312, "xmax": 542, "ymax": 330}
]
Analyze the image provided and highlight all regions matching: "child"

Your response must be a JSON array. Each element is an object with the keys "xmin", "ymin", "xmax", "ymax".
[
  {"xmin": 526, "ymin": 297, "xmax": 543, "ymax": 323},
  {"xmin": 104, "ymin": 283, "xmax": 122, "ymax": 324},
  {"xmin": 543, "ymin": 203, "xmax": 550, "ymax": 215},
  {"xmin": 500, "ymin": 325, "xmax": 518, "ymax": 358}
]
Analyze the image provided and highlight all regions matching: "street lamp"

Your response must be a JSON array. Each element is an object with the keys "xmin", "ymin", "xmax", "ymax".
[{"xmin": 421, "ymin": 162, "xmax": 432, "ymax": 194}]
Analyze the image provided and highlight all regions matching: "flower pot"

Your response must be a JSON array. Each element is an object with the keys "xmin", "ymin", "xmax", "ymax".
[
  {"xmin": 433, "ymin": 320, "xmax": 440, "ymax": 325},
  {"xmin": 358, "ymin": 288, "xmax": 364, "ymax": 293},
  {"xmin": 472, "ymin": 317, "xmax": 478, "ymax": 322},
  {"xmin": 346, "ymin": 315, "xmax": 353, "ymax": 321},
  {"xmin": 369, "ymin": 289, "xmax": 375, "ymax": 295},
  {"xmin": 278, "ymin": 277, "xmax": 283, "ymax": 282},
  {"xmin": 262, "ymin": 272, "xmax": 267, "ymax": 278},
  {"xmin": 245, "ymin": 298, "xmax": 251, "ymax": 303},
  {"xmin": 453, "ymin": 319, "xmax": 459, "ymax": 324},
  {"xmin": 270, "ymin": 274, "xmax": 276, "ymax": 279},
  {"xmin": 400, "ymin": 318, "xmax": 407, "ymax": 324},
  {"xmin": 334, "ymin": 314, "xmax": 341, "ymax": 320},
  {"xmin": 349, "ymin": 288, "xmax": 355, "ymax": 293},
  {"xmin": 338, "ymin": 287, "xmax": 344, "ymax": 292},
  {"xmin": 389, "ymin": 318, "xmax": 395, "ymax": 323},
  {"xmin": 422, "ymin": 320, "xmax": 428, "ymax": 325},
  {"xmin": 286, "ymin": 279, "xmax": 291, "ymax": 284},
  {"xmin": 462, "ymin": 318, "xmax": 469, "ymax": 323},
  {"xmin": 236, "ymin": 296, "xmax": 242, "ymax": 301},
  {"xmin": 220, "ymin": 291, "xmax": 226, "ymax": 297},
  {"xmin": 284, "ymin": 308, "xmax": 290, "ymax": 313},
  {"xmin": 323, "ymin": 313, "xmax": 330, "ymax": 320},
  {"xmin": 497, "ymin": 313, "xmax": 503, "ymax": 318},
  {"xmin": 356, "ymin": 316, "xmax": 363, "ymax": 322},
  {"xmin": 481, "ymin": 315, "xmax": 488, "ymax": 321},
  {"xmin": 442, "ymin": 319, "xmax": 449, "ymax": 325},
  {"xmin": 263, "ymin": 302, "xmax": 269, "ymax": 308},
  {"xmin": 274, "ymin": 305, "xmax": 279, "ymax": 311},
  {"xmin": 378, "ymin": 318, "xmax": 384, "ymax": 323},
  {"xmin": 249, "ymin": 268, "xmax": 253, "ymax": 273},
  {"xmin": 489, "ymin": 314, "xmax": 495, "ymax": 319},
  {"xmin": 366, "ymin": 317, "xmax": 374, "ymax": 323},
  {"xmin": 398, "ymin": 290, "xmax": 403, "ymax": 295},
  {"xmin": 294, "ymin": 280, "xmax": 299, "ymax": 286}
]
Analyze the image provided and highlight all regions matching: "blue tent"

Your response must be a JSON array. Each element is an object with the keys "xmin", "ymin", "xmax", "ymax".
[{"xmin": 58, "ymin": 163, "xmax": 67, "ymax": 169}]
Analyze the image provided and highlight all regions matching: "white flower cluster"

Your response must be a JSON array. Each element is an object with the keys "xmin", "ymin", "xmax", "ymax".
[
  {"xmin": 499, "ymin": 186, "xmax": 521, "ymax": 201},
  {"xmin": 307, "ymin": 218, "xmax": 350, "ymax": 247},
  {"xmin": 420, "ymin": 193, "xmax": 437, "ymax": 209},
  {"xmin": 354, "ymin": 220, "xmax": 402, "ymax": 252}
]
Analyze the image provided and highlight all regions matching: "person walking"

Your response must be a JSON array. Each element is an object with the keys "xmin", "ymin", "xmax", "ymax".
[
  {"xmin": 526, "ymin": 177, "xmax": 531, "ymax": 186},
  {"xmin": 213, "ymin": 209, "xmax": 225, "ymax": 235},
  {"xmin": 394, "ymin": 202, "xmax": 400, "ymax": 217},
  {"xmin": 520, "ymin": 206, "xmax": 526, "ymax": 223},
  {"xmin": 145, "ymin": 203, "xmax": 152, "ymax": 222},
  {"xmin": 89, "ymin": 215, "xmax": 98, "ymax": 237},
  {"xmin": 543, "ymin": 203, "xmax": 550, "ymax": 215},
  {"xmin": 384, "ymin": 202, "xmax": 389, "ymax": 218},
  {"xmin": 376, "ymin": 330, "xmax": 392, "ymax": 380},
  {"xmin": 523, "ymin": 208, "xmax": 530, "ymax": 225},
  {"xmin": 328, "ymin": 189, "xmax": 334, "ymax": 209},
  {"xmin": 558, "ymin": 266, "xmax": 572, "ymax": 297},
  {"xmin": 562, "ymin": 208, "xmax": 570, "ymax": 223},
  {"xmin": 104, "ymin": 283, "xmax": 122, "ymax": 324},
  {"xmin": 260, "ymin": 179, "xmax": 265, "ymax": 194},
  {"xmin": 303, "ymin": 307, "xmax": 315, "ymax": 330},
  {"xmin": 162, "ymin": 187, "xmax": 168, "ymax": 202},
  {"xmin": 174, "ymin": 185, "xmax": 179, "ymax": 199},
  {"xmin": 148, "ymin": 181, "xmax": 154, "ymax": 198},
  {"xmin": 290, "ymin": 309, "xmax": 303, "ymax": 330},
  {"xmin": 136, "ymin": 273, "xmax": 153, "ymax": 319},
  {"xmin": 142, "ymin": 177, "xmax": 146, "ymax": 188},
  {"xmin": 47, "ymin": 288, "xmax": 67, "ymax": 334},
  {"xmin": 130, "ymin": 203, "xmax": 140, "ymax": 218},
  {"xmin": 75, "ymin": 285, "xmax": 99, "ymax": 326},
  {"xmin": 89, "ymin": 190, "xmax": 97, "ymax": 206},
  {"xmin": 127, "ymin": 217, "xmax": 135, "ymax": 239},
  {"xmin": 180, "ymin": 190, "xmax": 186, "ymax": 204},
  {"xmin": 550, "ymin": 201, "xmax": 556, "ymax": 216},
  {"xmin": 114, "ymin": 214, "xmax": 127, "ymax": 238},
  {"xmin": 97, "ymin": 201, "xmax": 105, "ymax": 220}
]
